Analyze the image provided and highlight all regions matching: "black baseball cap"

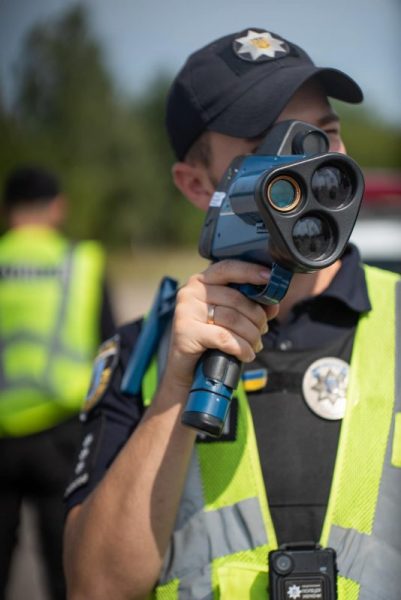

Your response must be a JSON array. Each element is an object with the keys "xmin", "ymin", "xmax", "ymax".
[{"xmin": 166, "ymin": 28, "xmax": 363, "ymax": 160}]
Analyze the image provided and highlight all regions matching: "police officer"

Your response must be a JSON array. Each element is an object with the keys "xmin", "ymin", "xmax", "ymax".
[
  {"xmin": 0, "ymin": 165, "xmax": 115, "ymax": 599},
  {"xmin": 64, "ymin": 29, "xmax": 401, "ymax": 599}
]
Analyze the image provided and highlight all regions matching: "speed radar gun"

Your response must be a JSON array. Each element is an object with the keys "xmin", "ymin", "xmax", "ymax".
[{"xmin": 181, "ymin": 119, "xmax": 364, "ymax": 437}]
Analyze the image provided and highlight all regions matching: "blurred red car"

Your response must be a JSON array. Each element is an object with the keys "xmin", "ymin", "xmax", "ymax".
[{"xmin": 350, "ymin": 170, "xmax": 401, "ymax": 273}]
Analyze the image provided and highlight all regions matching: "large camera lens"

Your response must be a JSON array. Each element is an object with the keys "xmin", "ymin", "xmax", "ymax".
[
  {"xmin": 273, "ymin": 553, "xmax": 293, "ymax": 575},
  {"xmin": 266, "ymin": 175, "xmax": 301, "ymax": 212},
  {"xmin": 292, "ymin": 214, "xmax": 335, "ymax": 260},
  {"xmin": 312, "ymin": 164, "xmax": 353, "ymax": 209}
]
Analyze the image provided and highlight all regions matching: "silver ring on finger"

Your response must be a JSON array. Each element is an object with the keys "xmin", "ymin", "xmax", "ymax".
[{"xmin": 207, "ymin": 304, "xmax": 216, "ymax": 325}]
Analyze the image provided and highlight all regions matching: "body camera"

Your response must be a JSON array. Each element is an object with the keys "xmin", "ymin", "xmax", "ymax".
[{"xmin": 269, "ymin": 544, "xmax": 337, "ymax": 600}]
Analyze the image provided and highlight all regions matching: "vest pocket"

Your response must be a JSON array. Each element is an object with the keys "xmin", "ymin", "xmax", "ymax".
[{"xmin": 217, "ymin": 562, "xmax": 268, "ymax": 599}]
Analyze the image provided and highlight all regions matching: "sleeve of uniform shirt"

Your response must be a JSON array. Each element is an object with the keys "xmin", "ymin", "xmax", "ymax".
[{"xmin": 64, "ymin": 319, "xmax": 145, "ymax": 511}]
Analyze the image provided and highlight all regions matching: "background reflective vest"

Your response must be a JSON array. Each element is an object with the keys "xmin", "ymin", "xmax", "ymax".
[
  {"xmin": 140, "ymin": 265, "xmax": 401, "ymax": 600},
  {"xmin": 0, "ymin": 226, "xmax": 105, "ymax": 437}
]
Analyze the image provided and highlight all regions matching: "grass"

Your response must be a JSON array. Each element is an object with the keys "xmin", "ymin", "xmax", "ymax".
[
  {"xmin": 105, "ymin": 246, "xmax": 210, "ymax": 323},
  {"xmin": 107, "ymin": 246, "xmax": 209, "ymax": 286}
]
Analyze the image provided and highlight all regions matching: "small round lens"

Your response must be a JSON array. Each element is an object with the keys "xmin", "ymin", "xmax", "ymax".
[
  {"xmin": 274, "ymin": 553, "xmax": 293, "ymax": 575},
  {"xmin": 293, "ymin": 130, "xmax": 329, "ymax": 155},
  {"xmin": 266, "ymin": 175, "xmax": 301, "ymax": 212},
  {"xmin": 312, "ymin": 165, "xmax": 353, "ymax": 209},
  {"xmin": 292, "ymin": 214, "xmax": 334, "ymax": 260}
]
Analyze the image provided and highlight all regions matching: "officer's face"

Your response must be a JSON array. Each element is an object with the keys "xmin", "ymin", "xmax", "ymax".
[{"xmin": 205, "ymin": 79, "xmax": 345, "ymax": 194}]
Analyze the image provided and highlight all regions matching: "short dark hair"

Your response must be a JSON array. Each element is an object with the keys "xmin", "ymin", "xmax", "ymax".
[
  {"xmin": 3, "ymin": 165, "xmax": 60, "ymax": 211},
  {"xmin": 185, "ymin": 131, "xmax": 212, "ymax": 167}
]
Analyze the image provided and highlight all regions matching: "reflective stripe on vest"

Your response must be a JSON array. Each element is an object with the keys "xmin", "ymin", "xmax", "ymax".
[
  {"xmin": 144, "ymin": 265, "xmax": 401, "ymax": 599},
  {"xmin": 0, "ymin": 228, "xmax": 104, "ymax": 436}
]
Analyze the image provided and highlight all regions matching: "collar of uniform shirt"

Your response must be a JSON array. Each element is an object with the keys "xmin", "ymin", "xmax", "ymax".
[
  {"xmin": 319, "ymin": 243, "xmax": 372, "ymax": 314},
  {"xmin": 269, "ymin": 243, "xmax": 371, "ymax": 326}
]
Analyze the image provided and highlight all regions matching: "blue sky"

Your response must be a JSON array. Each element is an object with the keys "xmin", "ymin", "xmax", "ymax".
[{"xmin": 1, "ymin": 0, "xmax": 400, "ymax": 125}]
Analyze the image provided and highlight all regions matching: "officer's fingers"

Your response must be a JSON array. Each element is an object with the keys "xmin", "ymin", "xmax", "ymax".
[
  {"xmin": 172, "ymin": 298, "xmax": 258, "ymax": 363},
  {"xmin": 198, "ymin": 260, "xmax": 276, "ymax": 329},
  {"xmin": 263, "ymin": 303, "xmax": 280, "ymax": 322},
  {"xmin": 179, "ymin": 277, "xmax": 269, "ymax": 334},
  {"xmin": 202, "ymin": 285, "xmax": 269, "ymax": 333},
  {"xmin": 197, "ymin": 323, "xmax": 257, "ymax": 363},
  {"xmin": 199, "ymin": 259, "xmax": 271, "ymax": 287},
  {"xmin": 206, "ymin": 305, "xmax": 264, "ymax": 352}
]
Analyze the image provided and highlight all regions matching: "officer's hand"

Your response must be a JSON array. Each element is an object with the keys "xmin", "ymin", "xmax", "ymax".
[{"xmin": 165, "ymin": 259, "xmax": 279, "ymax": 388}]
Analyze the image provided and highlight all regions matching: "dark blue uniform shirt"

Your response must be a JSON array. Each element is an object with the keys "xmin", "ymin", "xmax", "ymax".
[{"xmin": 65, "ymin": 244, "xmax": 371, "ymax": 544}]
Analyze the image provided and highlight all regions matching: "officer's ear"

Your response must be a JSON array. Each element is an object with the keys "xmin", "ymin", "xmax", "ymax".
[{"xmin": 172, "ymin": 161, "xmax": 214, "ymax": 211}]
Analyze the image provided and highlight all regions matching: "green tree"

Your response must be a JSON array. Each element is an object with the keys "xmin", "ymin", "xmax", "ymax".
[
  {"xmin": 16, "ymin": 7, "xmax": 115, "ymax": 162},
  {"xmin": 3, "ymin": 6, "xmax": 202, "ymax": 247},
  {"xmin": 133, "ymin": 78, "xmax": 204, "ymax": 246},
  {"xmin": 10, "ymin": 7, "xmax": 124, "ymax": 240},
  {"xmin": 335, "ymin": 103, "xmax": 401, "ymax": 168}
]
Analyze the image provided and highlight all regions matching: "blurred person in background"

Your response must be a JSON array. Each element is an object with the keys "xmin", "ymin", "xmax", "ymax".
[{"xmin": 0, "ymin": 165, "xmax": 115, "ymax": 600}]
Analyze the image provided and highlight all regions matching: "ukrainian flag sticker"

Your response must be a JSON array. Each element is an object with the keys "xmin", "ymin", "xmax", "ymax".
[{"xmin": 242, "ymin": 368, "xmax": 268, "ymax": 392}]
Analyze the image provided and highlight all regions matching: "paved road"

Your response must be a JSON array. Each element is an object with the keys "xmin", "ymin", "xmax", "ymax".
[{"xmin": 7, "ymin": 504, "xmax": 50, "ymax": 600}]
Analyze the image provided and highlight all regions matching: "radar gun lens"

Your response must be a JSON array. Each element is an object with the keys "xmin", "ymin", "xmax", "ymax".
[
  {"xmin": 312, "ymin": 165, "xmax": 353, "ymax": 209},
  {"xmin": 292, "ymin": 214, "xmax": 335, "ymax": 260},
  {"xmin": 266, "ymin": 175, "xmax": 302, "ymax": 212}
]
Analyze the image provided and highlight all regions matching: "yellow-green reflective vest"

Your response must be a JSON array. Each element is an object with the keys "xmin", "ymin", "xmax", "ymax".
[
  {"xmin": 143, "ymin": 265, "xmax": 401, "ymax": 600},
  {"xmin": 0, "ymin": 226, "xmax": 105, "ymax": 437}
]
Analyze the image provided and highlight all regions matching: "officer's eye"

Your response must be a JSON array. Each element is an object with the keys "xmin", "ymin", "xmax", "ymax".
[{"xmin": 325, "ymin": 128, "xmax": 340, "ymax": 137}]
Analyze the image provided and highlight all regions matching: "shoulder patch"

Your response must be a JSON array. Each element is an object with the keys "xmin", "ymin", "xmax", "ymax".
[{"xmin": 81, "ymin": 335, "xmax": 120, "ymax": 418}]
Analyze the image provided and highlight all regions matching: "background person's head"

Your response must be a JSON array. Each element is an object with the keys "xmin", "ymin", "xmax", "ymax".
[
  {"xmin": 166, "ymin": 27, "xmax": 363, "ymax": 210},
  {"xmin": 2, "ymin": 165, "xmax": 66, "ymax": 229}
]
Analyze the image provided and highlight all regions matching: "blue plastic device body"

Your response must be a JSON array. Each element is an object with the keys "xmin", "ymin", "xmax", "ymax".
[{"xmin": 120, "ymin": 276, "xmax": 178, "ymax": 397}]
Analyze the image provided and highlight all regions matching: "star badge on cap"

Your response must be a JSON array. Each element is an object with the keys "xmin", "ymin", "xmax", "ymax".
[
  {"xmin": 233, "ymin": 29, "xmax": 289, "ymax": 62},
  {"xmin": 302, "ymin": 357, "xmax": 349, "ymax": 420}
]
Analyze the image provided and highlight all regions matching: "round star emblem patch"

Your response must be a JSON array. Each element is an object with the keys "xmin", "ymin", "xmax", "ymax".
[
  {"xmin": 233, "ymin": 29, "xmax": 289, "ymax": 62},
  {"xmin": 81, "ymin": 335, "xmax": 120, "ymax": 419},
  {"xmin": 302, "ymin": 357, "xmax": 349, "ymax": 420}
]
